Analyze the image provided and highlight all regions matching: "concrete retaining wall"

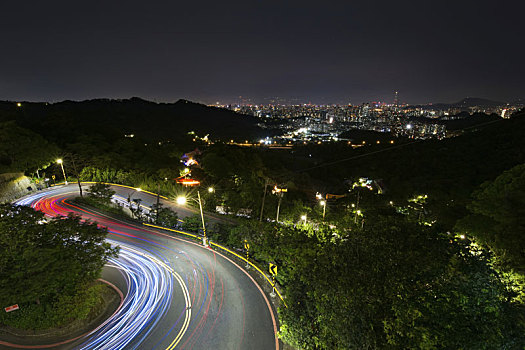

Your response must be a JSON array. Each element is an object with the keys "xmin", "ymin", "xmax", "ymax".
[{"xmin": 0, "ymin": 173, "xmax": 37, "ymax": 203}]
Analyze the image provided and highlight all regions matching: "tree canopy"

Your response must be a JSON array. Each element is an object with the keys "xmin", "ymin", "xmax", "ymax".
[
  {"xmin": 0, "ymin": 121, "xmax": 59, "ymax": 173},
  {"xmin": 276, "ymin": 217, "xmax": 525, "ymax": 349},
  {"xmin": 457, "ymin": 163, "xmax": 525, "ymax": 273},
  {"xmin": 0, "ymin": 204, "xmax": 118, "ymax": 307}
]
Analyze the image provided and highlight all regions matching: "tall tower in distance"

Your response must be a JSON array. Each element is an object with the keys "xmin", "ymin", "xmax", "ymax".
[{"xmin": 393, "ymin": 91, "xmax": 399, "ymax": 106}]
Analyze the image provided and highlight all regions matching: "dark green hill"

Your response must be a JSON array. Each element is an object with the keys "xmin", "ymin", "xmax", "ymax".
[{"xmin": 0, "ymin": 98, "xmax": 265, "ymax": 145}]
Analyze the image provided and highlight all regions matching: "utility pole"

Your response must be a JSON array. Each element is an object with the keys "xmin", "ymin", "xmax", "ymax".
[
  {"xmin": 276, "ymin": 192, "xmax": 283, "ymax": 222},
  {"xmin": 259, "ymin": 180, "xmax": 270, "ymax": 222}
]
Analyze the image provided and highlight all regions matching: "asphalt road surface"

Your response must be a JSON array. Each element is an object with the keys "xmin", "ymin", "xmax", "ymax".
[{"xmin": 10, "ymin": 184, "xmax": 278, "ymax": 350}]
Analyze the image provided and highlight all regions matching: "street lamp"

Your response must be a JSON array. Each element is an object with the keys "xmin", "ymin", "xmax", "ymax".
[
  {"xmin": 272, "ymin": 185, "xmax": 287, "ymax": 222},
  {"xmin": 176, "ymin": 191, "xmax": 208, "ymax": 247},
  {"xmin": 208, "ymin": 187, "xmax": 214, "ymax": 193},
  {"xmin": 320, "ymin": 200, "xmax": 326, "ymax": 221},
  {"xmin": 56, "ymin": 159, "xmax": 68, "ymax": 185},
  {"xmin": 301, "ymin": 214, "xmax": 307, "ymax": 225}
]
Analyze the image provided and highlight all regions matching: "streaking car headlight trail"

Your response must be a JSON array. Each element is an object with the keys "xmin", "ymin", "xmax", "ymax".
[
  {"xmin": 12, "ymin": 186, "xmax": 278, "ymax": 350},
  {"xmin": 15, "ymin": 189, "xmax": 192, "ymax": 350},
  {"xmin": 78, "ymin": 242, "xmax": 191, "ymax": 350}
]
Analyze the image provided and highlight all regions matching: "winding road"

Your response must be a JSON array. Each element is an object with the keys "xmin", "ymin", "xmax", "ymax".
[{"xmin": 8, "ymin": 184, "xmax": 278, "ymax": 350}]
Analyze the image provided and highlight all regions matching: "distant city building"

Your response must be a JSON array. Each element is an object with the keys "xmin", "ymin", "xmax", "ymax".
[{"xmin": 209, "ymin": 99, "xmax": 523, "ymax": 144}]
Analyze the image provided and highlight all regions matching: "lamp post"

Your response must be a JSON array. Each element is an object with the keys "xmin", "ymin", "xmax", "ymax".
[
  {"xmin": 320, "ymin": 200, "xmax": 326, "ymax": 221},
  {"xmin": 272, "ymin": 185, "xmax": 287, "ymax": 222},
  {"xmin": 301, "ymin": 214, "xmax": 307, "ymax": 226},
  {"xmin": 56, "ymin": 159, "xmax": 68, "ymax": 185},
  {"xmin": 197, "ymin": 190, "xmax": 208, "ymax": 247},
  {"xmin": 177, "ymin": 191, "xmax": 208, "ymax": 247}
]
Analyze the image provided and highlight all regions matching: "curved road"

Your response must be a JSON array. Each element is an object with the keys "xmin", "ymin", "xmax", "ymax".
[{"xmin": 10, "ymin": 185, "xmax": 278, "ymax": 350}]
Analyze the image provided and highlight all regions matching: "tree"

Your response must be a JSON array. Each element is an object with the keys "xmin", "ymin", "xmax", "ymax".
[
  {"xmin": 181, "ymin": 214, "xmax": 205, "ymax": 233},
  {"xmin": 0, "ymin": 204, "xmax": 118, "ymax": 307},
  {"xmin": 0, "ymin": 121, "xmax": 59, "ymax": 173},
  {"xmin": 278, "ymin": 216, "xmax": 525, "ymax": 349},
  {"xmin": 87, "ymin": 182, "xmax": 116, "ymax": 205},
  {"xmin": 149, "ymin": 202, "xmax": 179, "ymax": 228},
  {"xmin": 456, "ymin": 163, "xmax": 525, "ymax": 273}
]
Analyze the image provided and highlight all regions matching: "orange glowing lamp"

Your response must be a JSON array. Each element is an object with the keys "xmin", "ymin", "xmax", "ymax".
[{"xmin": 176, "ymin": 178, "xmax": 201, "ymax": 186}]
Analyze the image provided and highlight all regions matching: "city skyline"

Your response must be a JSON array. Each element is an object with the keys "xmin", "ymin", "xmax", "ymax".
[{"xmin": 0, "ymin": 1, "xmax": 523, "ymax": 105}]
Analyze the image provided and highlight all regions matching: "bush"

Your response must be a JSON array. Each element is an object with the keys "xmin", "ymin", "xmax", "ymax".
[
  {"xmin": 86, "ymin": 182, "xmax": 115, "ymax": 204},
  {"xmin": 0, "ymin": 283, "xmax": 105, "ymax": 330}
]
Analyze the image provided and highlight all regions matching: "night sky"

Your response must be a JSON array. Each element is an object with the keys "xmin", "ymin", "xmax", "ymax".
[{"xmin": 1, "ymin": 1, "xmax": 523, "ymax": 105}]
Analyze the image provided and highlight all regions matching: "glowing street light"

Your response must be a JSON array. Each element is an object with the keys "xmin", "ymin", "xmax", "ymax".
[
  {"xmin": 320, "ymin": 200, "xmax": 326, "ymax": 221},
  {"xmin": 272, "ymin": 185, "xmax": 287, "ymax": 222},
  {"xmin": 176, "ymin": 192, "xmax": 208, "ymax": 247},
  {"xmin": 56, "ymin": 159, "xmax": 68, "ymax": 185},
  {"xmin": 301, "ymin": 214, "xmax": 307, "ymax": 225},
  {"xmin": 208, "ymin": 187, "xmax": 215, "ymax": 193}
]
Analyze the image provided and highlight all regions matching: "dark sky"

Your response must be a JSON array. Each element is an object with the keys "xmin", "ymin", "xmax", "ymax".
[{"xmin": 1, "ymin": 1, "xmax": 523, "ymax": 105}]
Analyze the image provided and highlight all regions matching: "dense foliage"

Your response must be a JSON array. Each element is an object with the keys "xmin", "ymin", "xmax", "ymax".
[
  {"xmin": 149, "ymin": 202, "xmax": 179, "ymax": 228},
  {"xmin": 87, "ymin": 182, "xmax": 116, "ymax": 204},
  {"xmin": 0, "ymin": 204, "xmax": 118, "ymax": 329},
  {"xmin": 212, "ymin": 216, "xmax": 525, "ymax": 349},
  {"xmin": 457, "ymin": 163, "xmax": 525, "ymax": 274},
  {"xmin": 0, "ymin": 121, "xmax": 58, "ymax": 173}
]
